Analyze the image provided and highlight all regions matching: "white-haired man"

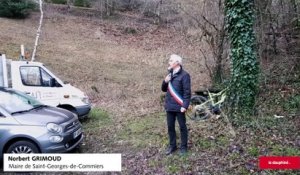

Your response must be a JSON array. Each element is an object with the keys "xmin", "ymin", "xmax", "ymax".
[{"xmin": 161, "ymin": 54, "xmax": 191, "ymax": 155}]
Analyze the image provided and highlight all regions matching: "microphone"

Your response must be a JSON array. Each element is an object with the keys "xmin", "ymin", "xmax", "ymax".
[{"xmin": 167, "ymin": 67, "xmax": 173, "ymax": 81}]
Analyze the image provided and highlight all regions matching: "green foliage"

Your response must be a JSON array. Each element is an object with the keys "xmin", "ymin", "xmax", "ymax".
[
  {"xmin": 247, "ymin": 146, "xmax": 259, "ymax": 157},
  {"xmin": 225, "ymin": 0, "xmax": 259, "ymax": 116},
  {"xmin": 284, "ymin": 95, "xmax": 300, "ymax": 114},
  {"xmin": 0, "ymin": 0, "xmax": 36, "ymax": 19},
  {"xmin": 74, "ymin": 0, "xmax": 90, "ymax": 7},
  {"xmin": 49, "ymin": 0, "xmax": 67, "ymax": 5}
]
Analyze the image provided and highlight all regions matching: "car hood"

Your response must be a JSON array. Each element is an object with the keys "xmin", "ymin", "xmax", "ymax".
[
  {"xmin": 64, "ymin": 84, "xmax": 85, "ymax": 97},
  {"xmin": 12, "ymin": 106, "xmax": 75, "ymax": 126}
]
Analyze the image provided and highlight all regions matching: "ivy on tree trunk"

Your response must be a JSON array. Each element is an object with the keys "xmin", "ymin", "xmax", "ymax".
[{"xmin": 225, "ymin": 0, "xmax": 259, "ymax": 116}]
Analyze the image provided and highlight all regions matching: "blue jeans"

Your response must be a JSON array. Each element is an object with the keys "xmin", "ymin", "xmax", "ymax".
[{"xmin": 167, "ymin": 111, "xmax": 188, "ymax": 149}]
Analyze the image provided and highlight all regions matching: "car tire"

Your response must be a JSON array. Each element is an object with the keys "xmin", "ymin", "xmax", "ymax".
[{"xmin": 6, "ymin": 141, "xmax": 39, "ymax": 154}]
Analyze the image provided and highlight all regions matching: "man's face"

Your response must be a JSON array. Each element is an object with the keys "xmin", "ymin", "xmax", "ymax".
[{"xmin": 168, "ymin": 58, "xmax": 179, "ymax": 69}]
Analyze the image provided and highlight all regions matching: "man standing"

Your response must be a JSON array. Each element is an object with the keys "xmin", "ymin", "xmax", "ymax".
[{"xmin": 161, "ymin": 54, "xmax": 191, "ymax": 155}]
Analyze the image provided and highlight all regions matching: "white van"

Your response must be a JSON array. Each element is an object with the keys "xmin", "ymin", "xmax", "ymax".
[{"xmin": 0, "ymin": 54, "xmax": 91, "ymax": 119}]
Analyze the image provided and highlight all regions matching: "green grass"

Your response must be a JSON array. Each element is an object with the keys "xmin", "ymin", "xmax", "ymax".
[
  {"xmin": 83, "ymin": 108, "xmax": 112, "ymax": 131},
  {"xmin": 216, "ymin": 135, "xmax": 230, "ymax": 146},
  {"xmin": 167, "ymin": 164, "xmax": 180, "ymax": 174},
  {"xmin": 247, "ymin": 146, "xmax": 259, "ymax": 157},
  {"xmin": 196, "ymin": 135, "xmax": 230, "ymax": 151},
  {"xmin": 82, "ymin": 108, "xmax": 299, "ymax": 174},
  {"xmin": 164, "ymin": 154, "xmax": 191, "ymax": 174},
  {"xmin": 271, "ymin": 144, "xmax": 300, "ymax": 156},
  {"xmin": 116, "ymin": 113, "xmax": 168, "ymax": 148},
  {"xmin": 284, "ymin": 95, "xmax": 300, "ymax": 114},
  {"xmin": 228, "ymin": 152, "xmax": 240, "ymax": 161},
  {"xmin": 197, "ymin": 138, "xmax": 216, "ymax": 150}
]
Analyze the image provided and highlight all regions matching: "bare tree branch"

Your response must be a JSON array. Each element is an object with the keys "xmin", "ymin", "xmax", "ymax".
[
  {"xmin": 31, "ymin": 0, "xmax": 44, "ymax": 61},
  {"xmin": 178, "ymin": 6, "xmax": 213, "ymax": 38},
  {"xmin": 201, "ymin": 15, "xmax": 219, "ymax": 32},
  {"xmin": 199, "ymin": 48, "xmax": 213, "ymax": 80}
]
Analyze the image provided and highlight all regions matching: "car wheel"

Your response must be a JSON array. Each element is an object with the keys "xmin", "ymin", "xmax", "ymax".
[
  {"xmin": 187, "ymin": 95, "xmax": 211, "ymax": 121},
  {"xmin": 6, "ymin": 141, "xmax": 39, "ymax": 154}
]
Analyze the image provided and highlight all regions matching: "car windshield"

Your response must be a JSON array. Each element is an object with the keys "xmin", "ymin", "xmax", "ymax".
[{"xmin": 0, "ymin": 90, "xmax": 44, "ymax": 114}]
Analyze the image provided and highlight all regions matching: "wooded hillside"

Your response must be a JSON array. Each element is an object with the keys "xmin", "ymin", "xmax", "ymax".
[{"xmin": 0, "ymin": 0, "xmax": 299, "ymax": 174}]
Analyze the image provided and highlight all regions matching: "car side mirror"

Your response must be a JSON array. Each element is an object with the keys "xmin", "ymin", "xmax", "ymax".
[{"xmin": 49, "ymin": 78, "xmax": 56, "ymax": 87}]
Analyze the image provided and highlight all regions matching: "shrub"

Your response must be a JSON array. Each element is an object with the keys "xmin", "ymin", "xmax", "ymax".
[
  {"xmin": 74, "ymin": 0, "xmax": 90, "ymax": 7},
  {"xmin": 50, "ymin": 0, "xmax": 68, "ymax": 5},
  {"xmin": 0, "ymin": 0, "xmax": 36, "ymax": 19}
]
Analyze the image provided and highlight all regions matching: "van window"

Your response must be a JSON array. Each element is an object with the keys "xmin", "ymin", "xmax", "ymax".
[
  {"xmin": 20, "ymin": 66, "xmax": 61, "ymax": 87},
  {"xmin": 41, "ymin": 68, "xmax": 52, "ymax": 86},
  {"xmin": 20, "ymin": 66, "xmax": 42, "ymax": 86}
]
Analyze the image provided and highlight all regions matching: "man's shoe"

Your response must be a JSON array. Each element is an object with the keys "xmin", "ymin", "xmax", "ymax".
[
  {"xmin": 179, "ymin": 148, "xmax": 187, "ymax": 156},
  {"xmin": 165, "ymin": 147, "xmax": 177, "ymax": 155}
]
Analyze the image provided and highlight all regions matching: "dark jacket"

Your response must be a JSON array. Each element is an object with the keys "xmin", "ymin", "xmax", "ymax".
[{"xmin": 161, "ymin": 67, "xmax": 191, "ymax": 112}]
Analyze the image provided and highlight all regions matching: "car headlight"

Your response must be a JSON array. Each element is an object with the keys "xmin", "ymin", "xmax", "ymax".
[
  {"xmin": 81, "ymin": 96, "xmax": 90, "ymax": 104},
  {"xmin": 71, "ymin": 95, "xmax": 90, "ymax": 104},
  {"xmin": 49, "ymin": 136, "xmax": 63, "ymax": 143},
  {"xmin": 47, "ymin": 123, "xmax": 62, "ymax": 133}
]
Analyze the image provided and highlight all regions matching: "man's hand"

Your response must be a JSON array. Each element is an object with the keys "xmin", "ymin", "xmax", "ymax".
[
  {"xmin": 164, "ymin": 74, "xmax": 171, "ymax": 83},
  {"xmin": 180, "ymin": 107, "xmax": 186, "ymax": 113}
]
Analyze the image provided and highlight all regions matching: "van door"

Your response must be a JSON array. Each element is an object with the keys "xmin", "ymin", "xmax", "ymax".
[{"xmin": 18, "ymin": 65, "xmax": 63, "ymax": 106}]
